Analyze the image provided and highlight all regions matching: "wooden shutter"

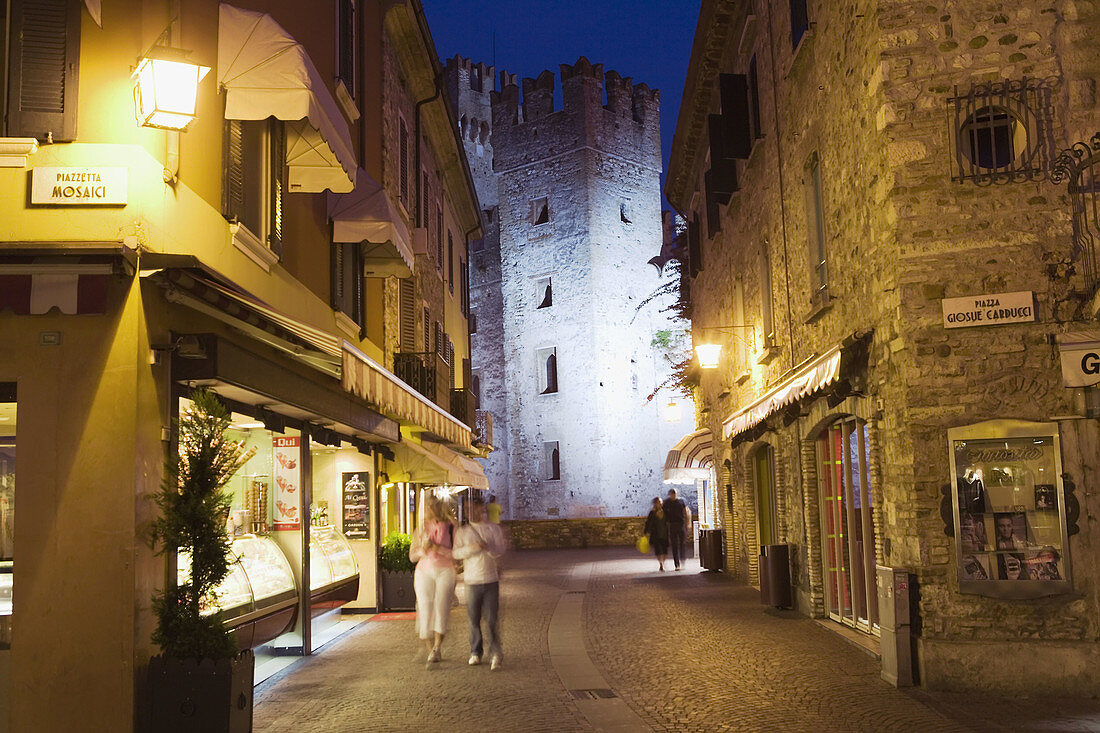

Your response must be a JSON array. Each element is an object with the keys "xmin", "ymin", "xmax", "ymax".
[
  {"xmin": 223, "ymin": 120, "xmax": 245, "ymax": 221},
  {"xmin": 332, "ymin": 243, "xmax": 345, "ymax": 309},
  {"xmin": 399, "ymin": 119, "xmax": 409, "ymax": 204},
  {"xmin": 337, "ymin": 0, "xmax": 355, "ymax": 94},
  {"xmin": 435, "ymin": 204, "xmax": 443, "ymax": 268},
  {"xmin": 447, "ymin": 232, "xmax": 454, "ymax": 290},
  {"xmin": 718, "ymin": 74, "xmax": 752, "ymax": 160},
  {"xmin": 6, "ymin": 0, "xmax": 80, "ymax": 141},
  {"xmin": 268, "ymin": 120, "xmax": 286, "ymax": 257},
  {"xmin": 447, "ymin": 336, "xmax": 455, "ymax": 388},
  {"xmin": 423, "ymin": 306, "xmax": 430, "ymax": 352},
  {"xmin": 399, "ymin": 278, "xmax": 416, "ymax": 351}
]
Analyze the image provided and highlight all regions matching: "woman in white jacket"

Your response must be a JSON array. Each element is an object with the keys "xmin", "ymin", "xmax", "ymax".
[{"xmin": 453, "ymin": 497, "xmax": 507, "ymax": 670}]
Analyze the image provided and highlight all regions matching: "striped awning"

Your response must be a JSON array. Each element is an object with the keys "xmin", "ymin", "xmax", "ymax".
[
  {"xmin": 663, "ymin": 429, "xmax": 714, "ymax": 484},
  {"xmin": 0, "ymin": 256, "xmax": 117, "ymax": 315}
]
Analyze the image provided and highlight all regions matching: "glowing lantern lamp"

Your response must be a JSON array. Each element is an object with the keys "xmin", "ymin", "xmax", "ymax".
[
  {"xmin": 133, "ymin": 47, "xmax": 210, "ymax": 131},
  {"xmin": 695, "ymin": 343, "xmax": 723, "ymax": 369},
  {"xmin": 662, "ymin": 400, "xmax": 682, "ymax": 423}
]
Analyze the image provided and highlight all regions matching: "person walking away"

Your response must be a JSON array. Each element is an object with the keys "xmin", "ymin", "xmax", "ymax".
[
  {"xmin": 410, "ymin": 497, "xmax": 456, "ymax": 669},
  {"xmin": 453, "ymin": 497, "xmax": 507, "ymax": 670},
  {"xmin": 486, "ymin": 494, "xmax": 502, "ymax": 524},
  {"xmin": 644, "ymin": 497, "xmax": 670, "ymax": 571},
  {"xmin": 663, "ymin": 489, "xmax": 688, "ymax": 570}
]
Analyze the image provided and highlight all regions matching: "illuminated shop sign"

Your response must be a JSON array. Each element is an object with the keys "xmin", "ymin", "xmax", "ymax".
[
  {"xmin": 941, "ymin": 291, "xmax": 1035, "ymax": 329},
  {"xmin": 30, "ymin": 167, "xmax": 128, "ymax": 205}
]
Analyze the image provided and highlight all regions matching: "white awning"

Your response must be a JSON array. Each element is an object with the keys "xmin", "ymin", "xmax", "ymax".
[
  {"xmin": 217, "ymin": 3, "xmax": 356, "ymax": 193},
  {"xmin": 663, "ymin": 429, "xmax": 713, "ymax": 484},
  {"xmin": 1057, "ymin": 330, "xmax": 1100, "ymax": 387},
  {"xmin": 83, "ymin": 0, "xmax": 101, "ymax": 26},
  {"xmin": 392, "ymin": 440, "xmax": 489, "ymax": 490},
  {"xmin": 723, "ymin": 345, "xmax": 843, "ymax": 440},
  {"xmin": 329, "ymin": 170, "xmax": 414, "ymax": 278}
]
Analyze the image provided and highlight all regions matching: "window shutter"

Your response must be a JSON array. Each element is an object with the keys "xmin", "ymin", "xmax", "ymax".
[
  {"xmin": 423, "ymin": 306, "xmax": 430, "ymax": 352},
  {"xmin": 399, "ymin": 119, "xmax": 409, "ymax": 205},
  {"xmin": 399, "ymin": 278, "xmax": 416, "ymax": 351},
  {"xmin": 718, "ymin": 74, "xmax": 752, "ymax": 160},
  {"xmin": 332, "ymin": 243, "xmax": 345, "ymax": 309},
  {"xmin": 6, "ymin": 0, "xmax": 80, "ymax": 141},
  {"xmin": 447, "ymin": 232, "xmax": 454, "ymax": 290},
  {"xmin": 436, "ymin": 204, "xmax": 443, "ymax": 268},
  {"xmin": 337, "ymin": 0, "xmax": 355, "ymax": 94},
  {"xmin": 434, "ymin": 321, "xmax": 444, "ymax": 358},
  {"xmin": 447, "ymin": 336, "xmax": 455, "ymax": 388},
  {"xmin": 268, "ymin": 120, "xmax": 286, "ymax": 257},
  {"xmin": 223, "ymin": 120, "xmax": 245, "ymax": 221}
]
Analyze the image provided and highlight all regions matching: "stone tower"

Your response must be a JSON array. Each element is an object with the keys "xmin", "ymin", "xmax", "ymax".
[{"xmin": 446, "ymin": 55, "xmax": 686, "ymax": 519}]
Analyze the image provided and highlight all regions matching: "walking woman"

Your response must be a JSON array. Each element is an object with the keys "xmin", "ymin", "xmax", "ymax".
[
  {"xmin": 410, "ymin": 496, "xmax": 456, "ymax": 668},
  {"xmin": 643, "ymin": 497, "xmax": 670, "ymax": 571}
]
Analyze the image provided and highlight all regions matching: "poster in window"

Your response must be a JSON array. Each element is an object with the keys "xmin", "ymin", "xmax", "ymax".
[
  {"xmin": 272, "ymin": 436, "xmax": 300, "ymax": 530},
  {"xmin": 948, "ymin": 420, "xmax": 1071, "ymax": 599},
  {"xmin": 342, "ymin": 472, "xmax": 370, "ymax": 540}
]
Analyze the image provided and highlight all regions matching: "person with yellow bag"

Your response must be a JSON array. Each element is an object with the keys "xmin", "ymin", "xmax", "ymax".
[{"xmin": 641, "ymin": 497, "xmax": 670, "ymax": 571}]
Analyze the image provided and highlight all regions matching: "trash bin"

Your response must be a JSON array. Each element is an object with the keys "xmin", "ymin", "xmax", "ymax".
[
  {"xmin": 699, "ymin": 529, "xmax": 724, "ymax": 571},
  {"xmin": 759, "ymin": 544, "xmax": 792, "ymax": 608}
]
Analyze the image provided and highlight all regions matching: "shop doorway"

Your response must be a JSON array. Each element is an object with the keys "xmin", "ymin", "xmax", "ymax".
[
  {"xmin": 752, "ymin": 444, "xmax": 778, "ymax": 548},
  {"xmin": 817, "ymin": 418, "xmax": 879, "ymax": 633}
]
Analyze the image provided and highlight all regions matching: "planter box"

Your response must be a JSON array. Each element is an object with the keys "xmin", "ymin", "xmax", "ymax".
[
  {"xmin": 148, "ymin": 649, "xmax": 254, "ymax": 733},
  {"xmin": 380, "ymin": 570, "xmax": 415, "ymax": 611}
]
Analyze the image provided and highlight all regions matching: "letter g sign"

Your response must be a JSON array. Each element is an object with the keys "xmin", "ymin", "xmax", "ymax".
[{"xmin": 1082, "ymin": 352, "xmax": 1100, "ymax": 375}]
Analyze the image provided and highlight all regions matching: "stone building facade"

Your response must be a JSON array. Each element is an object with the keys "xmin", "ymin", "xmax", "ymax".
[
  {"xmin": 667, "ymin": 0, "xmax": 1100, "ymax": 694},
  {"xmin": 445, "ymin": 56, "xmax": 689, "ymax": 519}
]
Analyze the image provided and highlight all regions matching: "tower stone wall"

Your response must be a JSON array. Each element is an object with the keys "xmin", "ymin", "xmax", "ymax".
[{"xmin": 447, "ymin": 55, "xmax": 687, "ymax": 519}]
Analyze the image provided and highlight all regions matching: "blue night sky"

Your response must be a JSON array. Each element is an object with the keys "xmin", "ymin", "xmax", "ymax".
[{"xmin": 423, "ymin": 0, "xmax": 702, "ymax": 198}]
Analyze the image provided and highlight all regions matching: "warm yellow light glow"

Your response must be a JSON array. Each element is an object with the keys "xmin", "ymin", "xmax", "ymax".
[
  {"xmin": 133, "ymin": 48, "xmax": 210, "ymax": 131},
  {"xmin": 695, "ymin": 343, "xmax": 723, "ymax": 369},
  {"xmin": 662, "ymin": 400, "xmax": 682, "ymax": 422}
]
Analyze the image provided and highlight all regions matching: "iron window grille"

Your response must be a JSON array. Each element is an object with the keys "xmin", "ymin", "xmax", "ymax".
[
  {"xmin": 1050, "ymin": 133, "xmax": 1100, "ymax": 293},
  {"xmin": 949, "ymin": 78, "xmax": 1045, "ymax": 185}
]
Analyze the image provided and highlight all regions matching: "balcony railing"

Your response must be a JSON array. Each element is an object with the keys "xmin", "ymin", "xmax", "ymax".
[
  {"xmin": 393, "ymin": 351, "xmax": 449, "ymax": 408},
  {"xmin": 1051, "ymin": 133, "xmax": 1100, "ymax": 293},
  {"xmin": 474, "ymin": 410, "xmax": 493, "ymax": 449},
  {"xmin": 450, "ymin": 388, "xmax": 477, "ymax": 427}
]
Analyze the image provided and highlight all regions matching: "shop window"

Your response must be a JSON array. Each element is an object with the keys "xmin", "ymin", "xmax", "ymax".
[
  {"xmin": 752, "ymin": 444, "xmax": 777, "ymax": 548},
  {"xmin": 536, "ymin": 277, "xmax": 552, "ymax": 309},
  {"xmin": 224, "ymin": 118, "xmax": 286, "ymax": 260},
  {"xmin": 537, "ymin": 347, "xmax": 558, "ymax": 394},
  {"xmin": 4, "ymin": 0, "xmax": 81, "ymax": 141},
  {"xmin": 816, "ymin": 418, "xmax": 878, "ymax": 633},
  {"xmin": 0, "ymin": 383, "xmax": 15, "ymax": 649},
  {"xmin": 802, "ymin": 151, "xmax": 828, "ymax": 309},
  {"xmin": 532, "ymin": 197, "xmax": 549, "ymax": 226},
  {"xmin": 331, "ymin": 241, "xmax": 363, "ymax": 327},
  {"xmin": 544, "ymin": 441, "xmax": 561, "ymax": 481}
]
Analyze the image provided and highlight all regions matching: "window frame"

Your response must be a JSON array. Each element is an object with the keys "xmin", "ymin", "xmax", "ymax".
[
  {"xmin": 544, "ymin": 440, "xmax": 561, "ymax": 481},
  {"xmin": 331, "ymin": 241, "xmax": 364, "ymax": 330},
  {"xmin": 224, "ymin": 117, "xmax": 286, "ymax": 265},
  {"xmin": 532, "ymin": 197, "xmax": 550, "ymax": 226},
  {"xmin": 802, "ymin": 151, "xmax": 828, "ymax": 308},
  {"xmin": 537, "ymin": 347, "xmax": 558, "ymax": 395}
]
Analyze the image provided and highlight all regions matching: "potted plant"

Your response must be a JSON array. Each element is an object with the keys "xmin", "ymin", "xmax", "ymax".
[
  {"xmin": 379, "ymin": 531, "xmax": 416, "ymax": 611},
  {"xmin": 148, "ymin": 390, "xmax": 256, "ymax": 732}
]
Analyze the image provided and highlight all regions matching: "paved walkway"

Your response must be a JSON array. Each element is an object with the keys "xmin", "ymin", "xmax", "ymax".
[{"xmin": 254, "ymin": 548, "xmax": 1100, "ymax": 732}]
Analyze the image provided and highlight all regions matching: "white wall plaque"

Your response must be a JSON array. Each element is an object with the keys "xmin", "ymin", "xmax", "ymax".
[
  {"xmin": 30, "ymin": 166, "xmax": 127, "ymax": 205},
  {"xmin": 941, "ymin": 291, "xmax": 1035, "ymax": 329}
]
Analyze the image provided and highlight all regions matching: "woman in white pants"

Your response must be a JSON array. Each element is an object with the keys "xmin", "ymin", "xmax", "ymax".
[{"xmin": 410, "ymin": 497, "xmax": 456, "ymax": 668}]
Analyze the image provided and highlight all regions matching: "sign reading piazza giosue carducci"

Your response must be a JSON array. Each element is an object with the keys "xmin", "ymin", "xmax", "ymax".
[
  {"xmin": 941, "ymin": 290, "xmax": 1036, "ymax": 329},
  {"xmin": 30, "ymin": 166, "xmax": 128, "ymax": 205}
]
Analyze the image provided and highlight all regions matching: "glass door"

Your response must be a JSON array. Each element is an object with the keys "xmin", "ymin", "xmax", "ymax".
[{"xmin": 818, "ymin": 418, "xmax": 879, "ymax": 631}]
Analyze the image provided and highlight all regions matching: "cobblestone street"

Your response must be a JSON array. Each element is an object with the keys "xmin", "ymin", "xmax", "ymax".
[{"xmin": 254, "ymin": 549, "xmax": 1100, "ymax": 732}]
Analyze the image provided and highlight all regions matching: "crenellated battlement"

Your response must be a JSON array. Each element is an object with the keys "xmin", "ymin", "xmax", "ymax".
[
  {"xmin": 445, "ymin": 55, "xmax": 497, "ymax": 95},
  {"xmin": 485, "ymin": 56, "xmax": 660, "ymax": 130}
]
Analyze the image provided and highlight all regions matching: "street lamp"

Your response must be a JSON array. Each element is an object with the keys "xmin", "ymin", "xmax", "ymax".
[
  {"xmin": 693, "ymin": 325, "xmax": 757, "ymax": 369},
  {"xmin": 662, "ymin": 400, "xmax": 682, "ymax": 423},
  {"xmin": 133, "ymin": 46, "xmax": 210, "ymax": 131}
]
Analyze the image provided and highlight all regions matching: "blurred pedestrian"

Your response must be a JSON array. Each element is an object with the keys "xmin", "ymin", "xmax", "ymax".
[
  {"xmin": 410, "ymin": 496, "xmax": 456, "ymax": 669},
  {"xmin": 487, "ymin": 494, "xmax": 502, "ymax": 524},
  {"xmin": 454, "ymin": 496, "xmax": 507, "ymax": 670},
  {"xmin": 643, "ymin": 497, "xmax": 669, "ymax": 571},
  {"xmin": 663, "ymin": 489, "xmax": 689, "ymax": 570}
]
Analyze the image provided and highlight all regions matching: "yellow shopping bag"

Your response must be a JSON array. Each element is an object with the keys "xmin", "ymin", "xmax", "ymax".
[{"xmin": 636, "ymin": 535, "xmax": 650, "ymax": 554}]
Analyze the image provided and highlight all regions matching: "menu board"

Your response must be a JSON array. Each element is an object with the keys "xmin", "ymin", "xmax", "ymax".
[
  {"xmin": 272, "ymin": 436, "xmax": 301, "ymax": 530},
  {"xmin": 342, "ymin": 472, "xmax": 370, "ymax": 540},
  {"xmin": 948, "ymin": 420, "xmax": 1071, "ymax": 598}
]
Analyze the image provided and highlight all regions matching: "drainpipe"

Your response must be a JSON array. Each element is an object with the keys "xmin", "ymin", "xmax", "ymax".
[{"xmin": 414, "ymin": 76, "xmax": 442, "ymax": 227}]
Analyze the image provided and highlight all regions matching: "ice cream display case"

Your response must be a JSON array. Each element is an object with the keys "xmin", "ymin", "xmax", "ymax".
[
  {"xmin": 178, "ymin": 534, "xmax": 298, "ymax": 649},
  {"xmin": 308, "ymin": 524, "xmax": 360, "ymax": 616}
]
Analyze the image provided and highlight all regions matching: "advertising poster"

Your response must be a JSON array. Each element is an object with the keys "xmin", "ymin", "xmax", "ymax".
[
  {"xmin": 342, "ymin": 472, "xmax": 370, "ymax": 539},
  {"xmin": 272, "ymin": 436, "xmax": 300, "ymax": 530}
]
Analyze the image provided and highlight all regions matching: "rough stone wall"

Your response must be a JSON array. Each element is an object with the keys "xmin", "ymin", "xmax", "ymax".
[
  {"xmin": 503, "ymin": 516, "xmax": 645, "ymax": 549},
  {"xmin": 684, "ymin": 0, "xmax": 1100, "ymax": 694},
  {"xmin": 448, "ymin": 55, "xmax": 685, "ymax": 520}
]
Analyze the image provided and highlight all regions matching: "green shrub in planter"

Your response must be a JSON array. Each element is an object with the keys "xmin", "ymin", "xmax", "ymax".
[
  {"xmin": 379, "ymin": 532, "xmax": 415, "ymax": 611},
  {"xmin": 379, "ymin": 532, "xmax": 415, "ymax": 573}
]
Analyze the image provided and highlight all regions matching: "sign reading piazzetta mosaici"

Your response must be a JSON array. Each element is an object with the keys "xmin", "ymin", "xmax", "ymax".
[
  {"xmin": 30, "ymin": 167, "xmax": 128, "ymax": 205},
  {"xmin": 941, "ymin": 291, "xmax": 1035, "ymax": 329}
]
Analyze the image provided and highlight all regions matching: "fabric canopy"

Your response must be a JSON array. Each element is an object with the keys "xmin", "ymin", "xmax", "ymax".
[
  {"xmin": 1057, "ymin": 330, "xmax": 1100, "ymax": 387},
  {"xmin": 218, "ymin": 3, "xmax": 356, "ymax": 193},
  {"xmin": 329, "ymin": 170, "xmax": 414, "ymax": 278},
  {"xmin": 723, "ymin": 345, "xmax": 843, "ymax": 440},
  {"xmin": 392, "ymin": 439, "xmax": 489, "ymax": 490},
  {"xmin": 663, "ymin": 429, "xmax": 713, "ymax": 484}
]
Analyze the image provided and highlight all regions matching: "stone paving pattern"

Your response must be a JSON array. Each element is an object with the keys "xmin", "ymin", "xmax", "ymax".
[{"xmin": 254, "ymin": 549, "xmax": 1100, "ymax": 732}]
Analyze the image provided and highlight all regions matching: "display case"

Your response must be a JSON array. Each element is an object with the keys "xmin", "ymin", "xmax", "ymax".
[
  {"xmin": 177, "ymin": 535, "xmax": 298, "ymax": 647},
  {"xmin": 948, "ymin": 420, "xmax": 1072, "ymax": 599},
  {"xmin": 308, "ymin": 524, "xmax": 359, "ymax": 614}
]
